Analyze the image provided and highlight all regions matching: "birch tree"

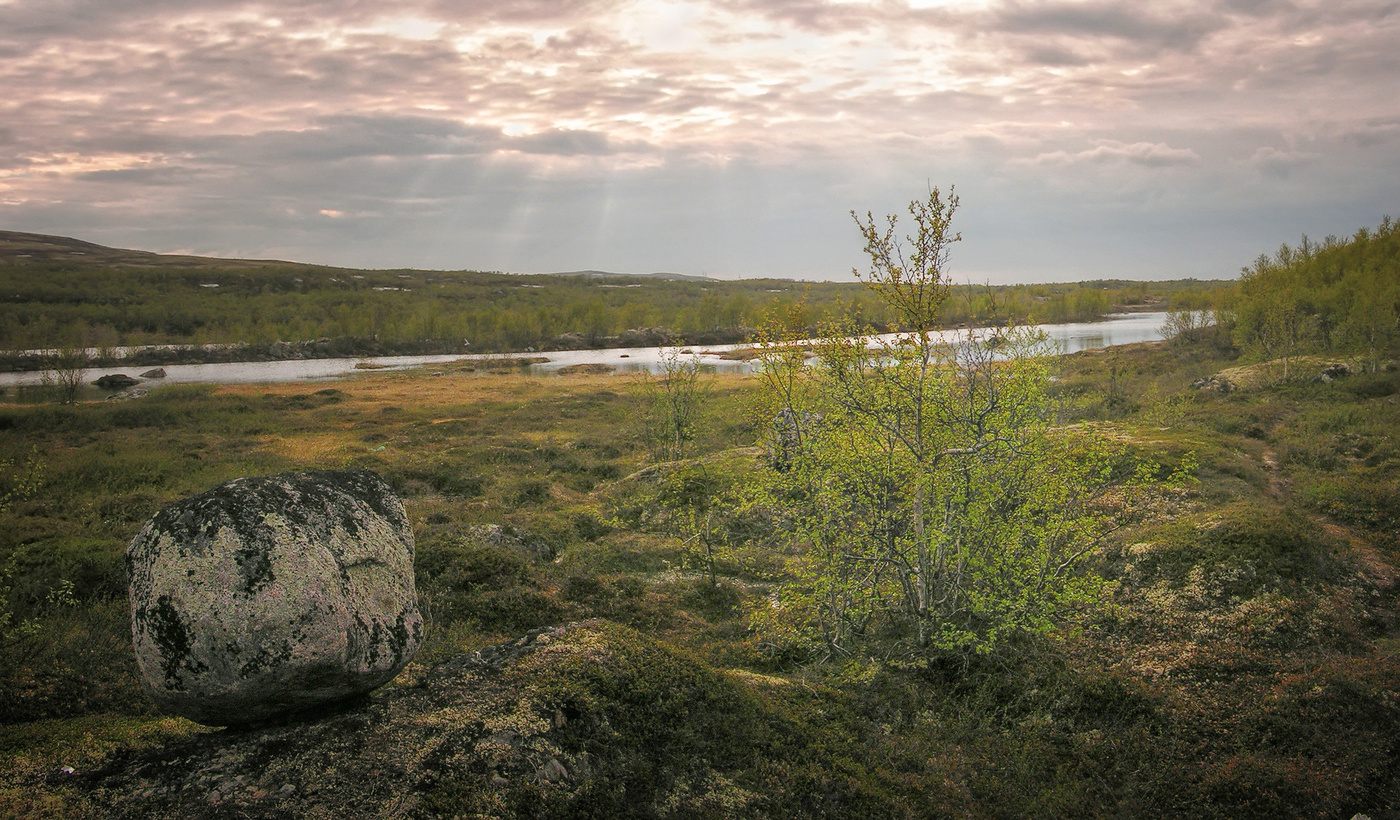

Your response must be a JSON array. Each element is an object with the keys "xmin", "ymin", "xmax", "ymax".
[{"xmin": 752, "ymin": 188, "xmax": 1148, "ymax": 658}]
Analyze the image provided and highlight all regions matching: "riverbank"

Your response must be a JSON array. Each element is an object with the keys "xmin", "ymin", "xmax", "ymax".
[{"xmin": 0, "ymin": 326, "xmax": 764, "ymax": 374}]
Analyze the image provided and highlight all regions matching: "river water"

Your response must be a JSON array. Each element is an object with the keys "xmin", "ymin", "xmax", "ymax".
[{"xmin": 0, "ymin": 312, "xmax": 1170, "ymax": 390}]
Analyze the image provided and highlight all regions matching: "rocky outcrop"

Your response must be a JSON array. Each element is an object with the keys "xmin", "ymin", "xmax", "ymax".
[
  {"xmin": 95, "ymin": 373, "xmax": 141, "ymax": 389},
  {"xmin": 126, "ymin": 469, "xmax": 422, "ymax": 726},
  {"xmin": 465, "ymin": 523, "xmax": 554, "ymax": 562},
  {"xmin": 613, "ymin": 327, "xmax": 672, "ymax": 347},
  {"xmin": 1190, "ymin": 375, "xmax": 1234, "ymax": 394},
  {"xmin": 1317, "ymin": 362, "xmax": 1351, "ymax": 382},
  {"xmin": 550, "ymin": 331, "xmax": 592, "ymax": 350},
  {"xmin": 106, "ymin": 387, "xmax": 149, "ymax": 401},
  {"xmin": 74, "ymin": 625, "xmax": 594, "ymax": 819},
  {"xmin": 1195, "ymin": 356, "xmax": 1367, "ymax": 394},
  {"xmin": 54, "ymin": 621, "xmax": 883, "ymax": 820}
]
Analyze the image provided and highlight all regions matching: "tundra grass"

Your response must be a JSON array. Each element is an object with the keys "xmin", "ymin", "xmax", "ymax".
[{"xmin": 1, "ymin": 345, "xmax": 1398, "ymax": 818}]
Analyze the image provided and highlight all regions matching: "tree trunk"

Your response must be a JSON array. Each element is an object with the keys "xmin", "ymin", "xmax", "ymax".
[{"xmin": 912, "ymin": 483, "xmax": 930, "ymax": 647}]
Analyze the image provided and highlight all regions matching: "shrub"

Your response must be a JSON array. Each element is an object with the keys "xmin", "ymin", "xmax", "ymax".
[
  {"xmin": 417, "ymin": 538, "xmax": 530, "ymax": 590},
  {"xmin": 1345, "ymin": 371, "xmax": 1399, "ymax": 398},
  {"xmin": 1297, "ymin": 476, "xmax": 1400, "ymax": 532},
  {"xmin": 512, "ymin": 480, "xmax": 551, "ymax": 506},
  {"xmin": 1125, "ymin": 503, "xmax": 1337, "ymax": 597}
]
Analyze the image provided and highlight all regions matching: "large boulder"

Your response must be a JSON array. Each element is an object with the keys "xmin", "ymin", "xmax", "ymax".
[{"xmin": 127, "ymin": 469, "xmax": 422, "ymax": 726}]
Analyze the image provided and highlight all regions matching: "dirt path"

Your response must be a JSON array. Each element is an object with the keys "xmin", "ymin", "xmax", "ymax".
[
  {"xmin": 1260, "ymin": 445, "xmax": 1287, "ymax": 499},
  {"xmin": 1321, "ymin": 520, "xmax": 1398, "ymax": 589}
]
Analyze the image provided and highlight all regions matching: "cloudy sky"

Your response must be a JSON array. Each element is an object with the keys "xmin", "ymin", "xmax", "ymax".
[{"xmin": 2, "ymin": 0, "xmax": 1397, "ymax": 282}]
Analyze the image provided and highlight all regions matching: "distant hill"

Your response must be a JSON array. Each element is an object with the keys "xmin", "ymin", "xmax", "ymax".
[
  {"xmin": 0, "ymin": 230, "xmax": 300, "ymax": 269},
  {"xmin": 0, "ymin": 232, "xmax": 719, "ymax": 281},
  {"xmin": 548, "ymin": 269, "xmax": 717, "ymax": 282}
]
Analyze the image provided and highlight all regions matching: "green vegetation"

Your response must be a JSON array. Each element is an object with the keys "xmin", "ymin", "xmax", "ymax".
[
  {"xmin": 1228, "ymin": 216, "xmax": 1400, "ymax": 374},
  {"xmin": 0, "ymin": 216, "xmax": 1397, "ymax": 817},
  {"xmin": 637, "ymin": 349, "xmax": 707, "ymax": 462},
  {"xmin": 750, "ymin": 190, "xmax": 1178, "ymax": 658},
  {"xmin": 0, "ymin": 339, "xmax": 1394, "ymax": 816}
]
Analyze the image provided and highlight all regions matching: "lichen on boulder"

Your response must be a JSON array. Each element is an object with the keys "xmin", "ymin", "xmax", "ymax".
[{"xmin": 126, "ymin": 469, "xmax": 422, "ymax": 726}]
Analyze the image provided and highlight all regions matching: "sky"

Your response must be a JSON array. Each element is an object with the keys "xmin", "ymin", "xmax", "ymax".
[{"xmin": 1, "ymin": 0, "xmax": 1397, "ymax": 283}]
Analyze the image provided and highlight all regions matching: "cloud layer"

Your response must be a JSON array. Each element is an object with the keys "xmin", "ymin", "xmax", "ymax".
[{"xmin": 2, "ymin": 0, "xmax": 1397, "ymax": 280}]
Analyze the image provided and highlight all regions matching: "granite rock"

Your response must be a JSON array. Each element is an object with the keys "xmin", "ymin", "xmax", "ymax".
[{"xmin": 127, "ymin": 469, "xmax": 422, "ymax": 726}]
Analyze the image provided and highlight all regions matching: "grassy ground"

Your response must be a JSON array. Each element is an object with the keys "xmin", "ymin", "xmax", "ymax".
[{"xmin": 1, "ymin": 340, "xmax": 1397, "ymax": 818}]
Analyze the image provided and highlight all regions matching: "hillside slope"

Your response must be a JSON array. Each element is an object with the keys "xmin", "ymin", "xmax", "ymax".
[
  {"xmin": 0, "ymin": 231, "xmax": 296, "ymax": 269},
  {"xmin": 18, "ymin": 621, "xmax": 926, "ymax": 820}
]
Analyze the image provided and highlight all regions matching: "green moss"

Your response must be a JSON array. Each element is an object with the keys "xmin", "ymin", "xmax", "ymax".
[
  {"xmin": 421, "ymin": 622, "xmax": 931, "ymax": 819},
  {"xmin": 1297, "ymin": 474, "xmax": 1400, "ymax": 532},
  {"xmin": 1126, "ymin": 503, "xmax": 1338, "ymax": 596}
]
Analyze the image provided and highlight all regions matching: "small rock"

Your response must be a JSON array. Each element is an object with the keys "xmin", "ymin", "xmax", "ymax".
[
  {"xmin": 140, "ymin": 368, "xmax": 167, "ymax": 379},
  {"xmin": 466, "ymin": 523, "xmax": 553, "ymax": 562},
  {"xmin": 1318, "ymin": 362, "xmax": 1351, "ymax": 382},
  {"xmin": 1189, "ymin": 375, "xmax": 1233, "ymax": 394},
  {"xmin": 94, "ymin": 373, "xmax": 140, "ymax": 389},
  {"xmin": 107, "ymin": 387, "xmax": 148, "ymax": 401},
  {"xmin": 127, "ymin": 469, "xmax": 423, "ymax": 726},
  {"xmin": 277, "ymin": 784, "xmax": 296, "ymax": 796},
  {"xmin": 537, "ymin": 758, "xmax": 569, "ymax": 784}
]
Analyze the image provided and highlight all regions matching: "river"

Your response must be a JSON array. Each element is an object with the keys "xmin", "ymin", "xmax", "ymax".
[{"xmin": 0, "ymin": 312, "xmax": 1171, "ymax": 392}]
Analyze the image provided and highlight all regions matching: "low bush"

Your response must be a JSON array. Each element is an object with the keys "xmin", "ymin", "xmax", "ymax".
[
  {"xmin": 0, "ymin": 600, "xmax": 147, "ymax": 724},
  {"xmin": 390, "ymin": 463, "xmax": 486, "ymax": 498},
  {"xmin": 1116, "ymin": 503, "xmax": 1338, "ymax": 598},
  {"xmin": 1297, "ymin": 474, "xmax": 1400, "ymax": 532},
  {"xmin": 417, "ymin": 537, "xmax": 531, "ymax": 590},
  {"xmin": 422, "ymin": 621, "xmax": 935, "ymax": 819},
  {"xmin": 1345, "ymin": 370, "xmax": 1399, "ymax": 398},
  {"xmin": 511, "ymin": 479, "xmax": 552, "ymax": 506}
]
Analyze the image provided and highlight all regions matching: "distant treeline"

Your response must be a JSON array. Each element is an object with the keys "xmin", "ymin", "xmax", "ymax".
[
  {"xmin": 0, "ymin": 259, "xmax": 1228, "ymax": 356},
  {"xmin": 1223, "ymin": 217, "xmax": 1400, "ymax": 370}
]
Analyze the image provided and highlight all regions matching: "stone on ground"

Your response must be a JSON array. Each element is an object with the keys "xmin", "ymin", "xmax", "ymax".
[
  {"xmin": 94, "ymin": 373, "xmax": 141, "ymax": 389},
  {"xmin": 127, "ymin": 469, "xmax": 422, "ymax": 726}
]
